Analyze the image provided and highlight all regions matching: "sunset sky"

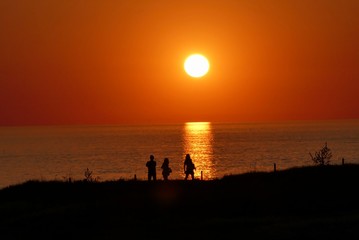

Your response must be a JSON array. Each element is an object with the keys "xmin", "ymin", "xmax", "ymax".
[{"xmin": 1, "ymin": 0, "xmax": 359, "ymax": 126}]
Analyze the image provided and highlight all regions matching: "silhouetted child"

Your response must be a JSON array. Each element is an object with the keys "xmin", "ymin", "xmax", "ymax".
[
  {"xmin": 146, "ymin": 155, "xmax": 156, "ymax": 181},
  {"xmin": 184, "ymin": 154, "xmax": 196, "ymax": 180},
  {"xmin": 161, "ymin": 158, "xmax": 172, "ymax": 180}
]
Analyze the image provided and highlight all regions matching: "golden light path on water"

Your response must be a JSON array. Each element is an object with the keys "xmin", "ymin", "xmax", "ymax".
[{"xmin": 183, "ymin": 122, "xmax": 215, "ymax": 180}]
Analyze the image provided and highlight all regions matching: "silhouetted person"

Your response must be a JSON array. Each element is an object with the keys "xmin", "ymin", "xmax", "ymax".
[
  {"xmin": 184, "ymin": 154, "xmax": 196, "ymax": 180},
  {"xmin": 146, "ymin": 155, "xmax": 156, "ymax": 181},
  {"xmin": 161, "ymin": 158, "xmax": 172, "ymax": 181}
]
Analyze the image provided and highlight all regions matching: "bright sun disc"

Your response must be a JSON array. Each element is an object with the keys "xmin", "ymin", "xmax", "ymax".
[{"xmin": 184, "ymin": 54, "xmax": 210, "ymax": 78}]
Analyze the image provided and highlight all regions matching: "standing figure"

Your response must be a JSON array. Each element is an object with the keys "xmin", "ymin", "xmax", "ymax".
[
  {"xmin": 161, "ymin": 158, "xmax": 172, "ymax": 181},
  {"xmin": 184, "ymin": 154, "xmax": 196, "ymax": 180},
  {"xmin": 146, "ymin": 155, "xmax": 157, "ymax": 181}
]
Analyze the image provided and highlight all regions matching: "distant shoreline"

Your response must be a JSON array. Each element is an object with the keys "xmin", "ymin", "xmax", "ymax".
[{"xmin": 1, "ymin": 118, "xmax": 359, "ymax": 128}]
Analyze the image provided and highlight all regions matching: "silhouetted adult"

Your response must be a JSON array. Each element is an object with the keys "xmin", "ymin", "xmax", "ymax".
[
  {"xmin": 161, "ymin": 158, "xmax": 172, "ymax": 181},
  {"xmin": 146, "ymin": 155, "xmax": 156, "ymax": 181},
  {"xmin": 184, "ymin": 154, "xmax": 196, "ymax": 180}
]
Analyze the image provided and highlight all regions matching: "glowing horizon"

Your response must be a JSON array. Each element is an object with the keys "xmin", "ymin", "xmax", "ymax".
[{"xmin": 1, "ymin": 0, "xmax": 359, "ymax": 126}]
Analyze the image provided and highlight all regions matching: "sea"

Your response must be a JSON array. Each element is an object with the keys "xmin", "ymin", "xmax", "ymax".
[{"xmin": 1, "ymin": 120, "xmax": 359, "ymax": 188}]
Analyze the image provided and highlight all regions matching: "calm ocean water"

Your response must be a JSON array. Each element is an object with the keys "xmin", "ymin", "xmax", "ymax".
[{"xmin": 1, "ymin": 120, "xmax": 359, "ymax": 188}]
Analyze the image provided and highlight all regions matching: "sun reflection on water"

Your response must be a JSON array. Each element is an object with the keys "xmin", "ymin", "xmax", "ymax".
[{"xmin": 183, "ymin": 122, "xmax": 215, "ymax": 180}]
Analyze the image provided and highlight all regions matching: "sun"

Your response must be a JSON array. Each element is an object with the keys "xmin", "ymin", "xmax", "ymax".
[{"xmin": 184, "ymin": 54, "xmax": 210, "ymax": 78}]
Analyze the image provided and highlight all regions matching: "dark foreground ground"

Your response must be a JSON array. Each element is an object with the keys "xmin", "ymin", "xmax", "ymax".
[{"xmin": 1, "ymin": 165, "xmax": 359, "ymax": 240}]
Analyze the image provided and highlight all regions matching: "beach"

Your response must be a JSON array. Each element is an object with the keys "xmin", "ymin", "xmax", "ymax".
[
  {"xmin": 1, "ymin": 164, "xmax": 358, "ymax": 239},
  {"xmin": 2, "ymin": 1, "xmax": 359, "ymax": 239}
]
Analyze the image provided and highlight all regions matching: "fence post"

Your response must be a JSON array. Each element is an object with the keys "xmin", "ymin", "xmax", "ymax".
[
  {"xmin": 274, "ymin": 163, "xmax": 276, "ymax": 173},
  {"xmin": 342, "ymin": 158, "xmax": 345, "ymax": 165},
  {"xmin": 134, "ymin": 174, "xmax": 137, "ymax": 180},
  {"xmin": 201, "ymin": 171, "xmax": 203, "ymax": 180}
]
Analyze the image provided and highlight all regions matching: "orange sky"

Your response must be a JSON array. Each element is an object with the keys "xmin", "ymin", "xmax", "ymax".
[{"xmin": 1, "ymin": 0, "xmax": 359, "ymax": 125}]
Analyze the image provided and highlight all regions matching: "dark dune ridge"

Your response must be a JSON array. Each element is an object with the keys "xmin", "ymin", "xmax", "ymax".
[{"xmin": 1, "ymin": 164, "xmax": 359, "ymax": 239}]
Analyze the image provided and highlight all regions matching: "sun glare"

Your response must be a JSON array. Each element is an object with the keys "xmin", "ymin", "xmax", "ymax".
[{"xmin": 184, "ymin": 54, "xmax": 210, "ymax": 78}]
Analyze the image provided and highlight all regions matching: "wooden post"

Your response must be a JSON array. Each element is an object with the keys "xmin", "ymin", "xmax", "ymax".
[
  {"xmin": 342, "ymin": 158, "xmax": 345, "ymax": 165},
  {"xmin": 201, "ymin": 171, "xmax": 203, "ymax": 180},
  {"xmin": 274, "ymin": 163, "xmax": 276, "ymax": 173}
]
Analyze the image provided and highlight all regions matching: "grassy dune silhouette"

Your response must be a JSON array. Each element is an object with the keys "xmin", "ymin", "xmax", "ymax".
[{"xmin": 1, "ymin": 164, "xmax": 359, "ymax": 239}]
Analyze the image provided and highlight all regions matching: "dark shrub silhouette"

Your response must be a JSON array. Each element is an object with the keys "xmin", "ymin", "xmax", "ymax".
[
  {"xmin": 84, "ymin": 168, "xmax": 95, "ymax": 182},
  {"xmin": 309, "ymin": 142, "xmax": 332, "ymax": 166}
]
